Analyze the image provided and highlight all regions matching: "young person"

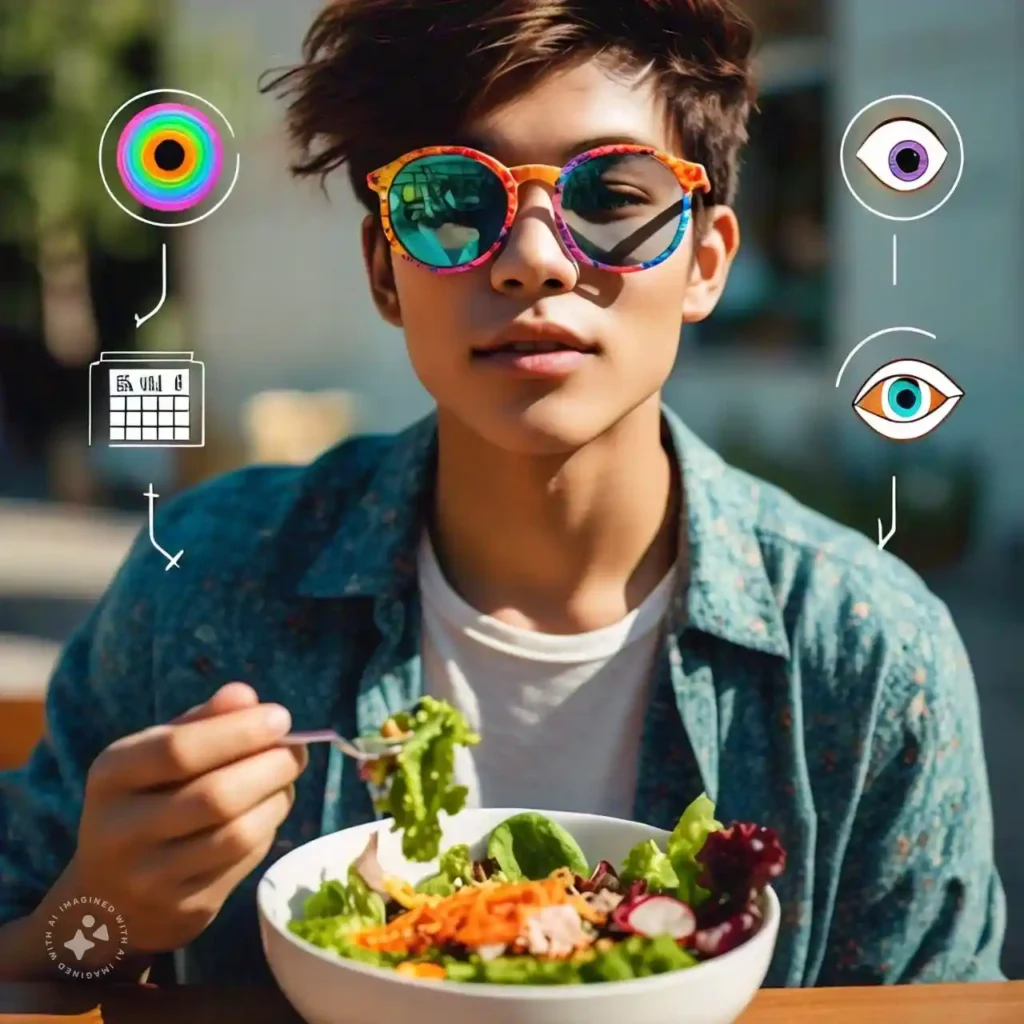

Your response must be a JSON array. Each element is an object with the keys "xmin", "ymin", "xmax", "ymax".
[{"xmin": 0, "ymin": 0, "xmax": 1005, "ymax": 989}]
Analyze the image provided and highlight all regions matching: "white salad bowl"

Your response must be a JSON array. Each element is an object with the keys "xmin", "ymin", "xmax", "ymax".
[{"xmin": 258, "ymin": 808, "xmax": 779, "ymax": 1024}]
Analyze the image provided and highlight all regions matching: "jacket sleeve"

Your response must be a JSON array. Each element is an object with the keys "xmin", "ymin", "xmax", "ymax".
[
  {"xmin": 0, "ymin": 527, "xmax": 157, "ymax": 925},
  {"xmin": 819, "ymin": 598, "xmax": 1006, "ymax": 984}
]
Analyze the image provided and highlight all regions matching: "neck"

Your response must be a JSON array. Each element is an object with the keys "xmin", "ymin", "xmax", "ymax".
[{"xmin": 430, "ymin": 395, "xmax": 682, "ymax": 633}]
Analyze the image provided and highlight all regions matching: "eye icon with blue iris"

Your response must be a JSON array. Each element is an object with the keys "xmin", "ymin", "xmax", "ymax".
[
  {"xmin": 856, "ymin": 118, "xmax": 947, "ymax": 192},
  {"xmin": 853, "ymin": 359, "xmax": 963, "ymax": 441}
]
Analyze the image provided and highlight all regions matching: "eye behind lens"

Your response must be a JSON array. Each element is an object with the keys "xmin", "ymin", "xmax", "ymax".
[{"xmin": 559, "ymin": 152, "xmax": 688, "ymax": 268}]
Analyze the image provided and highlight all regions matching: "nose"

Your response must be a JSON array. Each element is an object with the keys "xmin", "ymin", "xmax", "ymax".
[{"xmin": 489, "ymin": 183, "xmax": 578, "ymax": 296}]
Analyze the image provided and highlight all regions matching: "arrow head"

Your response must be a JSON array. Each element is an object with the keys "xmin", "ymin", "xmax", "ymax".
[
  {"xmin": 877, "ymin": 476, "xmax": 897, "ymax": 550},
  {"xmin": 877, "ymin": 520, "xmax": 893, "ymax": 550}
]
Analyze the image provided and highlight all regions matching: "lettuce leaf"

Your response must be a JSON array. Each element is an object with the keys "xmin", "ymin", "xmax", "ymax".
[
  {"xmin": 619, "ymin": 839, "xmax": 680, "ymax": 892},
  {"xmin": 374, "ymin": 697, "xmax": 480, "ymax": 862},
  {"xmin": 415, "ymin": 843, "xmax": 475, "ymax": 896},
  {"xmin": 301, "ymin": 864, "xmax": 386, "ymax": 923},
  {"xmin": 449, "ymin": 955, "xmax": 584, "ymax": 985},
  {"xmin": 665, "ymin": 793, "xmax": 722, "ymax": 906},
  {"xmin": 334, "ymin": 943, "xmax": 405, "ymax": 969},
  {"xmin": 442, "ymin": 936, "xmax": 698, "ymax": 985},
  {"xmin": 288, "ymin": 864, "xmax": 387, "ymax": 949},
  {"xmin": 486, "ymin": 812, "xmax": 589, "ymax": 881},
  {"xmin": 579, "ymin": 935, "xmax": 699, "ymax": 981}
]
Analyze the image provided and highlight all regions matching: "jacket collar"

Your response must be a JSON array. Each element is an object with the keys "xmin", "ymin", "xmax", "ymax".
[
  {"xmin": 298, "ymin": 406, "xmax": 790, "ymax": 660},
  {"xmin": 298, "ymin": 413, "xmax": 436, "ymax": 602}
]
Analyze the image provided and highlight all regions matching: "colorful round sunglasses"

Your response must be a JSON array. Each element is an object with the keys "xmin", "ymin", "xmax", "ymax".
[{"xmin": 366, "ymin": 144, "xmax": 711, "ymax": 275}]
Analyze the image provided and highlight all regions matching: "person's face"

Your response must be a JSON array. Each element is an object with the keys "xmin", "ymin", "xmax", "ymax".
[{"xmin": 363, "ymin": 58, "xmax": 739, "ymax": 454}]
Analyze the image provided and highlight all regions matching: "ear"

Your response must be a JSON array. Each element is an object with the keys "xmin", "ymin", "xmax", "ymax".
[
  {"xmin": 361, "ymin": 215, "xmax": 402, "ymax": 328},
  {"xmin": 681, "ymin": 204, "xmax": 741, "ymax": 323}
]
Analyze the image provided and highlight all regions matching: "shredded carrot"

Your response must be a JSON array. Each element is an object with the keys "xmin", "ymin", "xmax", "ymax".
[{"xmin": 350, "ymin": 868, "xmax": 606, "ymax": 955}]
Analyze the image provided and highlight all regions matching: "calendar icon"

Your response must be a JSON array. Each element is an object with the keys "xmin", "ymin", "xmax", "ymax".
[{"xmin": 88, "ymin": 351, "xmax": 205, "ymax": 447}]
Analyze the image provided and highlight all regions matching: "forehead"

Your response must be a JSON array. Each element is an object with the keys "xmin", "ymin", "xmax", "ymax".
[{"xmin": 458, "ymin": 58, "xmax": 675, "ymax": 165}]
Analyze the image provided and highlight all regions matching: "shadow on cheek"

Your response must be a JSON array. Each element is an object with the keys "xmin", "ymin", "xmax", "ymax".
[{"xmin": 574, "ymin": 269, "xmax": 626, "ymax": 309}]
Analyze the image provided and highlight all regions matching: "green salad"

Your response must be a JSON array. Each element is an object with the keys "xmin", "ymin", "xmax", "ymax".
[
  {"xmin": 358, "ymin": 696, "xmax": 480, "ymax": 862},
  {"xmin": 289, "ymin": 792, "xmax": 786, "ymax": 985}
]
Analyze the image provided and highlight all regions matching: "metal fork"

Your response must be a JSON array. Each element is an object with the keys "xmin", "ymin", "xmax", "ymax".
[{"xmin": 280, "ymin": 729, "xmax": 405, "ymax": 762}]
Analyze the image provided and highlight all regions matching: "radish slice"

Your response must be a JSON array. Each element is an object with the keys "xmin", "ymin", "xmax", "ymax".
[{"xmin": 621, "ymin": 894, "xmax": 696, "ymax": 940}]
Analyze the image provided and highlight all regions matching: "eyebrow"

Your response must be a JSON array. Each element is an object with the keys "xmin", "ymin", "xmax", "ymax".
[
  {"xmin": 452, "ymin": 132, "xmax": 659, "ymax": 164},
  {"xmin": 567, "ymin": 134, "xmax": 659, "ymax": 154}
]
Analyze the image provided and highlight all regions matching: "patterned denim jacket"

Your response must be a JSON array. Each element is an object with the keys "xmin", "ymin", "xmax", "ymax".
[{"xmin": 0, "ymin": 406, "xmax": 1006, "ymax": 986}]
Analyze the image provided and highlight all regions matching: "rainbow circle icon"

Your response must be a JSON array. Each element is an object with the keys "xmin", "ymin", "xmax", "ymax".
[
  {"xmin": 116, "ymin": 103, "xmax": 222, "ymax": 212},
  {"xmin": 99, "ymin": 88, "xmax": 240, "ymax": 228}
]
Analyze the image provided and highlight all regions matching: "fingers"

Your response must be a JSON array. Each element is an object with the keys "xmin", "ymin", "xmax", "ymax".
[
  {"xmin": 143, "ymin": 746, "xmax": 307, "ymax": 840},
  {"xmin": 92, "ymin": 703, "xmax": 293, "ymax": 793},
  {"xmin": 143, "ymin": 785, "xmax": 296, "ymax": 891},
  {"xmin": 171, "ymin": 682, "xmax": 260, "ymax": 725}
]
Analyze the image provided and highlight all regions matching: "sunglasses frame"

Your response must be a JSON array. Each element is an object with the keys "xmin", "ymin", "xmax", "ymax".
[{"xmin": 366, "ymin": 144, "xmax": 711, "ymax": 275}]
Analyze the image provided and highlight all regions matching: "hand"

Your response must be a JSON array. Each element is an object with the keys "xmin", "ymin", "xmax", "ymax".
[{"xmin": 65, "ymin": 682, "xmax": 308, "ymax": 955}]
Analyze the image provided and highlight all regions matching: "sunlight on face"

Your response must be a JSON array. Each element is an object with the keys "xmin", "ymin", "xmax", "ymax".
[{"xmin": 386, "ymin": 60, "xmax": 704, "ymax": 454}]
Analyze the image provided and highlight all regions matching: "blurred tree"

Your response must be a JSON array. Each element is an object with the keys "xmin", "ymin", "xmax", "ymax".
[
  {"xmin": 0, "ymin": 0, "xmax": 252, "ymax": 502},
  {"xmin": 0, "ymin": 0, "xmax": 165, "ymax": 367}
]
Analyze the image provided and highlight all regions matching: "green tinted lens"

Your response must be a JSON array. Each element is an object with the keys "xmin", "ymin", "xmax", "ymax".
[
  {"xmin": 560, "ymin": 152, "xmax": 686, "ymax": 267},
  {"xmin": 388, "ymin": 154, "xmax": 508, "ymax": 269}
]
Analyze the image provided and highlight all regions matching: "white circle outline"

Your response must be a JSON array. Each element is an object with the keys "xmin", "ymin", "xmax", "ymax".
[
  {"xmin": 834, "ymin": 326, "xmax": 937, "ymax": 388},
  {"xmin": 98, "ymin": 88, "xmax": 241, "ymax": 228},
  {"xmin": 839, "ymin": 95, "xmax": 964, "ymax": 222}
]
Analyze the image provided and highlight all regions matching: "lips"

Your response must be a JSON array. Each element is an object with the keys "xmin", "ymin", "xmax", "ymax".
[
  {"xmin": 472, "ymin": 322, "xmax": 598, "ymax": 358},
  {"xmin": 478, "ymin": 340, "xmax": 586, "ymax": 354}
]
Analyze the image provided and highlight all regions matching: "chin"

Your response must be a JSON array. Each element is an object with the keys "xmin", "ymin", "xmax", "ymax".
[{"xmin": 454, "ymin": 396, "xmax": 628, "ymax": 456}]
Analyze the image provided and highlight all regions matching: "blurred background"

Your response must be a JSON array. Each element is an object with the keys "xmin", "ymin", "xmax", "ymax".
[{"xmin": 0, "ymin": 0, "xmax": 1021, "ymax": 977}]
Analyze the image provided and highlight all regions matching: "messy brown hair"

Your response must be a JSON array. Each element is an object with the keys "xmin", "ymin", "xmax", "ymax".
[{"xmin": 261, "ymin": 0, "xmax": 758, "ymax": 239}]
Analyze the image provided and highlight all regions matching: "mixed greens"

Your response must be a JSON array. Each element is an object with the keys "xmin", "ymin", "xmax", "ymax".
[
  {"xmin": 289, "ymin": 794, "xmax": 786, "ymax": 985},
  {"xmin": 357, "ymin": 696, "xmax": 480, "ymax": 862}
]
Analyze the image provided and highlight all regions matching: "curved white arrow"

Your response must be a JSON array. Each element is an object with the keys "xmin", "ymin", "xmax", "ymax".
[
  {"xmin": 135, "ymin": 244, "xmax": 167, "ymax": 328},
  {"xmin": 878, "ymin": 476, "xmax": 897, "ymax": 551},
  {"xmin": 144, "ymin": 483, "xmax": 183, "ymax": 569}
]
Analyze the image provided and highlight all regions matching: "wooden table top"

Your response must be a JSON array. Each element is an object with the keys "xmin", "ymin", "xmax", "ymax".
[
  {"xmin": 0, "ymin": 980, "xmax": 1021, "ymax": 1023},
  {"xmin": 746, "ymin": 982, "xmax": 1022, "ymax": 1022}
]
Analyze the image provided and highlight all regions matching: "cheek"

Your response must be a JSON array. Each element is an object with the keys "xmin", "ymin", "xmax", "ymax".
[
  {"xmin": 603, "ymin": 259, "xmax": 690, "ymax": 373},
  {"xmin": 619, "ymin": 267, "xmax": 689, "ymax": 322},
  {"xmin": 393, "ymin": 260, "xmax": 471, "ymax": 332},
  {"xmin": 391, "ymin": 261, "xmax": 477, "ymax": 383},
  {"xmin": 605, "ymin": 226, "xmax": 693, "ymax": 314}
]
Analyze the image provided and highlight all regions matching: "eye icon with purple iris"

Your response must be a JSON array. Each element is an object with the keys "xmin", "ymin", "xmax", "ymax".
[{"xmin": 855, "ymin": 118, "xmax": 947, "ymax": 192}]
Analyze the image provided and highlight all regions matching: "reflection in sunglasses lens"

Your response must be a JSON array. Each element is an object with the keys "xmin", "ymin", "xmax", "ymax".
[
  {"xmin": 560, "ymin": 153, "xmax": 686, "ymax": 268},
  {"xmin": 389, "ymin": 154, "xmax": 508, "ymax": 268}
]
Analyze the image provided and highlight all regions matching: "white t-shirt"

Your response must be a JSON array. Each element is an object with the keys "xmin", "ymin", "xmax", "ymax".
[{"xmin": 418, "ymin": 532, "xmax": 675, "ymax": 818}]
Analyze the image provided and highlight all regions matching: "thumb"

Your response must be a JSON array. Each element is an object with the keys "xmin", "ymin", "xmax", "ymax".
[{"xmin": 172, "ymin": 682, "xmax": 260, "ymax": 724}]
